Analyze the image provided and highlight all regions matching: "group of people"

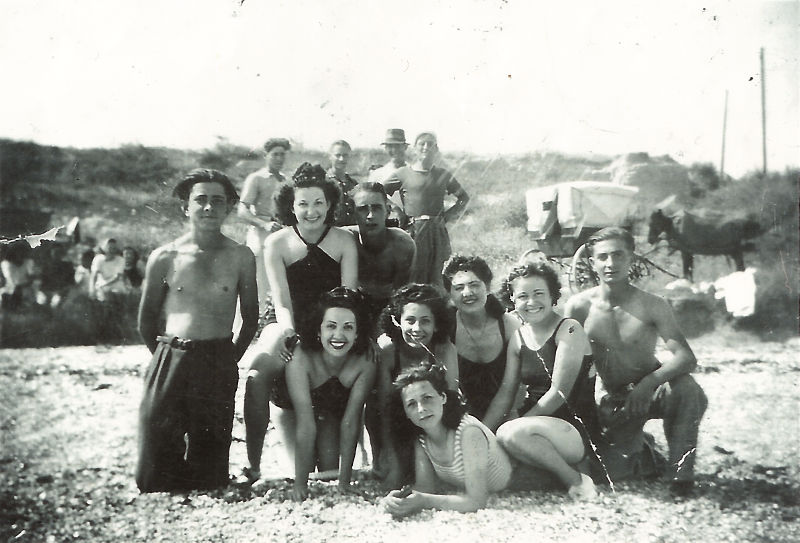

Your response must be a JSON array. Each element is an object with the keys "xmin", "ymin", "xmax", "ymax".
[{"xmin": 133, "ymin": 130, "xmax": 707, "ymax": 518}]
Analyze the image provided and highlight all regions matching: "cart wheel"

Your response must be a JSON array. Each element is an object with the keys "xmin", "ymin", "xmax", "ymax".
[{"xmin": 569, "ymin": 244, "xmax": 599, "ymax": 292}]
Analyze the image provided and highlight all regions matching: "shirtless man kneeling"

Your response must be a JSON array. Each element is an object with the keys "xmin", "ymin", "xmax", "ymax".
[
  {"xmin": 136, "ymin": 169, "xmax": 259, "ymax": 492},
  {"xmin": 565, "ymin": 227, "xmax": 707, "ymax": 496}
]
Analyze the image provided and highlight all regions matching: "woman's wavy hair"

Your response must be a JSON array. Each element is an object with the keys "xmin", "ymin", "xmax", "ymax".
[
  {"xmin": 378, "ymin": 283, "xmax": 452, "ymax": 347},
  {"xmin": 499, "ymin": 262, "xmax": 562, "ymax": 308},
  {"xmin": 441, "ymin": 254, "xmax": 493, "ymax": 292},
  {"xmin": 300, "ymin": 287, "xmax": 372, "ymax": 356},
  {"xmin": 388, "ymin": 362, "xmax": 467, "ymax": 442},
  {"xmin": 274, "ymin": 162, "xmax": 340, "ymax": 225}
]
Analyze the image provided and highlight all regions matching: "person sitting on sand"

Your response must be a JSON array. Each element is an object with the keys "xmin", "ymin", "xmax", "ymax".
[
  {"xmin": 490, "ymin": 262, "xmax": 599, "ymax": 500},
  {"xmin": 376, "ymin": 283, "xmax": 459, "ymax": 488},
  {"xmin": 565, "ymin": 227, "xmax": 708, "ymax": 496},
  {"xmin": 441, "ymin": 255, "xmax": 521, "ymax": 425},
  {"xmin": 136, "ymin": 168, "xmax": 259, "ymax": 493},
  {"xmin": 274, "ymin": 287, "xmax": 376, "ymax": 500},
  {"xmin": 381, "ymin": 363, "xmax": 576, "ymax": 517},
  {"xmin": 237, "ymin": 137, "xmax": 292, "ymax": 314},
  {"xmin": 384, "ymin": 133, "xmax": 470, "ymax": 289},
  {"xmin": 236, "ymin": 163, "xmax": 359, "ymax": 487}
]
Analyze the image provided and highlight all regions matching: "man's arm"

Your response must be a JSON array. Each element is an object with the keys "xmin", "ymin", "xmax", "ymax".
[
  {"xmin": 564, "ymin": 293, "xmax": 589, "ymax": 326},
  {"xmin": 137, "ymin": 248, "xmax": 169, "ymax": 353},
  {"xmin": 233, "ymin": 246, "xmax": 259, "ymax": 362},
  {"xmin": 626, "ymin": 293, "xmax": 697, "ymax": 416},
  {"xmin": 338, "ymin": 229, "xmax": 359, "ymax": 290},
  {"xmin": 390, "ymin": 230, "xmax": 416, "ymax": 289},
  {"xmin": 443, "ymin": 174, "xmax": 469, "ymax": 223}
]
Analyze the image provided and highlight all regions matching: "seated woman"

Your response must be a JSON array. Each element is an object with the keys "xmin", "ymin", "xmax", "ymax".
[
  {"xmin": 442, "ymin": 255, "xmax": 521, "ymax": 428},
  {"xmin": 376, "ymin": 283, "xmax": 458, "ymax": 488},
  {"xmin": 238, "ymin": 163, "xmax": 359, "ymax": 485},
  {"xmin": 279, "ymin": 287, "xmax": 376, "ymax": 500},
  {"xmin": 492, "ymin": 263, "xmax": 599, "ymax": 499}
]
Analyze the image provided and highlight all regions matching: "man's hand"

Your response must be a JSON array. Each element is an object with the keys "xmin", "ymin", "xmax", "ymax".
[
  {"xmin": 279, "ymin": 328, "xmax": 297, "ymax": 364},
  {"xmin": 624, "ymin": 379, "xmax": 656, "ymax": 418},
  {"xmin": 265, "ymin": 220, "xmax": 282, "ymax": 233}
]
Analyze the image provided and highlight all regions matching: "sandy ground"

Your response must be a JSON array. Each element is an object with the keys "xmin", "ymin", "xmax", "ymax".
[{"xmin": 1, "ymin": 331, "xmax": 799, "ymax": 542}]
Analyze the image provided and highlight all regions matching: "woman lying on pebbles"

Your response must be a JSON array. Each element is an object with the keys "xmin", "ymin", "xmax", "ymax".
[{"xmin": 381, "ymin": 362, "xmax": 595, "ymax": 518}]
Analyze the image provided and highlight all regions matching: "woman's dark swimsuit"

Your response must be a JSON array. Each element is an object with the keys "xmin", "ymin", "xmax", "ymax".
[
  {"xmin": 518, "ymin": 318, "xmax": 598, "ymax": 445},
  {"xmin": 272, "ymin": 373, "xmax": 352, "ymax": 419},
  {"xmin": 448, "ymin": 305, "xmax": 508, "ymax": 420}
]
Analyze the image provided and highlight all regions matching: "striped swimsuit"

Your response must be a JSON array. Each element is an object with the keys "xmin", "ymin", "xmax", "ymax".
[{"xmin": 419, "ymin": 415, "xmax": 512, "ymax": 492}]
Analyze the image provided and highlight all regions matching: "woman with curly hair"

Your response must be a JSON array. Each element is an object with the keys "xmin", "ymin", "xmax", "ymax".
[
  {"xmin": 492, "ymin": 262, "xmax": 599, "ymax": 499},
  {"xmin": 442, "ymin": 255, "xmax": 522, "ymax": 428},
  {"xmin": 375, "ymin": 283, "xmax": 458, "ymax": 488},
  {"xmin": 276, "ymin": 287, "xmax": 376, "ymax": 500},
  {"xmin": 237, "ymin": 163, "xmax": 359, "ymax": 486}
]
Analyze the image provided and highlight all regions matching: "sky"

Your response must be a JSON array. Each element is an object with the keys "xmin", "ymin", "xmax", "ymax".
[{"xmin": 1, "ymin": 0, "xmax": 797, "ymax": 177}]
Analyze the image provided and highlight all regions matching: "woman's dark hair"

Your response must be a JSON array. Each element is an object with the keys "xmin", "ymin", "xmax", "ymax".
[
  {"xmin": 388, "ymin": 362, "xmax": 467, "ymax": 441},
  {"xmin": 500, "ymin": 262, "xmax": 562, "ymax": 307},
  {"xmin": 172, "ymin": 168, "xmax": 239, "ymax": 203},
  {"xmin": 299, "ymin": 287, "xmax": 371, "ymax": 356},
  {"xmin": 122, "ymin": 246, "xmax": 138, "ymax": 260},
  {"xmin": 441, "ymin": 254, "xmax": 493, "ymax": 292},
  {"xmin": 273, "ymin": 162, "xmax": 340, "ymax": 225},
  {"xmin": 378, "ymin": 283, "xmax": 452, "ymax": 347}
]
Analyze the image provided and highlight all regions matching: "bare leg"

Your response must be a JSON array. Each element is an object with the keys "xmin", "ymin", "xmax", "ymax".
[{"xmin": 497, "ymin": 416, "xmax": 585, "ymax": 488}]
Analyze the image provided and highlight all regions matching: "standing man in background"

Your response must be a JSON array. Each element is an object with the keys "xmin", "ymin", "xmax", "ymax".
[
  {"xmin": 237, "ymin": 138, "xmax": 291, "ymax": 314},
  {"xmin": 385, "ymin": 132, "xmax": 470, "ymax": 289},
  {"xmin": 327, "ymin": 140, "xmax": 359, "ymax": 226},
  {"xmin": 368, "ymin": 129, "xmax": 409, "ymax": 223}
]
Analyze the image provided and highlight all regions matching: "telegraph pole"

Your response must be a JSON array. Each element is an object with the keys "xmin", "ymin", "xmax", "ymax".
[
  {"xmin": 720, "ymin": 90, "xmax": 728, "ymax": 180},
  {"xmin": 760, "ymin": 47, "xmax": 767, "ymax": 174}
]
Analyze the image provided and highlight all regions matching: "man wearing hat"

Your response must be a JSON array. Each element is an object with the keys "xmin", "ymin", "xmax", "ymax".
[
  {"xmin": 385, "ymin": 132, "xmax": 470, "ymax": 289},
  {"xmin": 368, "ymin": 128, "xmax": 409, "ymax": 184}
]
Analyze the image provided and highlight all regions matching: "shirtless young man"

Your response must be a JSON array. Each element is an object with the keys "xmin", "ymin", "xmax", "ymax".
[
  {"xmin": 237, "ymin": 138, "xmax": 291, "ymax": 313},
  {"xmin": 136, "ymin": 169, "xmax": 259, "ymax": 492},
  {"xmin": 385, "ymin": 132, "xmax": 470, "ymax": 289},
  {"xmin": 565, "ymin": 227, "xmax": 707, "ymax": 495}
]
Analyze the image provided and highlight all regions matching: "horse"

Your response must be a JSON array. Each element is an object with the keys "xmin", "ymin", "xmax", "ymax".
[{"xmin": 647, "ymin": 208, "xmax": 762, "ymax": 282}]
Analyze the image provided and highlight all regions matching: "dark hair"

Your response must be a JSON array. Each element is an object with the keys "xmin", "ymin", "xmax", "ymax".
[
  {"xmin": 80, "ymin": 248, "xmax": 95, "ymax": 267},
  {"xmin": 264, "ymin": 138, "xmax": 291, "ymax": 153},
  {"xmin": 378, "ymin": 283, "xmax": 452, "ymax": 347},
  {"xmin": 122, "ymin": 246, "xmax": 139, "ymax": 260},
  {"xmin": 587, "ymin": 226, "xmax": 635, "ymax": 254},
  {"xmin": 273, "ymin": 163, "xmax": 341, "ymax": 225},
  {"xmin": 500, "ymin": 262, "xmax": 562, "ymax": 307},
  {"xmin": 388, "ymin": 362, "xmax": 467, "ymax": 441},
  {"xmin": 441, "ymin": 254, "xmax": 493, "ymax": 292},
  {"xmin": 172, "ymin": 168, "xmax": 239, "ymax": 203},
  {"xmin": 329, "ymin": 140, "xmax": 351, "ymax": 152},
  {"xmin": 300, "ymin": 287, "xmax": 372, "ymax": 356},
  {"xmin": 351, "ymin": 181, "xmax": 388, "ymax": 202}
]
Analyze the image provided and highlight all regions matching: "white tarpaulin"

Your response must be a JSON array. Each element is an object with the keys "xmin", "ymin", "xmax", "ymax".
[{"xmin": 526, "ymin": 181, "xmax": 639, "ymax": 237}]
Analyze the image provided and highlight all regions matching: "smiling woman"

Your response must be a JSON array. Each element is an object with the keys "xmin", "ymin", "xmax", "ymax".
[{"xmin": 234, "ymin": 163, "xmax": 360, "ymax": 490}]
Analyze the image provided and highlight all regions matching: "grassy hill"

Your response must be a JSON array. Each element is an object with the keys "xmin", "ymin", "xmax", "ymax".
[{"xmin": 1, "ymin": 138, "xmax": 796, "ymax": 344}]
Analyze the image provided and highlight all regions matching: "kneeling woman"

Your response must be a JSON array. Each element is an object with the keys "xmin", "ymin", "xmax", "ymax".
[
  {"xmin": 493, "ymin": 263, "xmax": 598, "ymax": 499},
  {"xmin": 280, "ymin": 287, "xmax": 376, "ymax": 500}
]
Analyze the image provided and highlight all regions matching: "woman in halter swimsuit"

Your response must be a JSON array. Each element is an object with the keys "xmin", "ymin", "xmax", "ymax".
[
  {"xmin": 280, "ymin": 287, "xmax": 376, "ymax": 501},
  {"xmin": 442, "ymin": 255, "xmax": 521, "ymax": 428},
  {"xmin": 238, "ymin": 163, "xmax": 359, "ymax": 486},
  {"xmin": 375, "ymin": 283, "xmax": 458, "ymax": 489},
  {"xmin": 493, "ymin": 262, "xmax": 599, "ymax": 500}
]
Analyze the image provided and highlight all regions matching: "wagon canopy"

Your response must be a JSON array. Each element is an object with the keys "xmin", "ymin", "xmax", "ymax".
[{"xmin": 526, "ymin": 181, "xmax": 639, "ymax": 256}]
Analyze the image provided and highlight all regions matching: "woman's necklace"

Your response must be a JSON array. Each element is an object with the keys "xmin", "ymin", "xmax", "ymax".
[{"xmin": 457, "ymin": 311, "xmax": 490, "ymax": 346}]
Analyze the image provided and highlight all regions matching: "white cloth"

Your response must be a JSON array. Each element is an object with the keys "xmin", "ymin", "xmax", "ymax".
[{"xmin": 714, "ymin": 268, "xmax": 757, "ymax": 318}]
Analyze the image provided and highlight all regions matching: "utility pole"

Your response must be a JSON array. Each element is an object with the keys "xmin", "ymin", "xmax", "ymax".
[
  {"xmin": 720, "ymin": 90, "xmax": 728, "ymax": 180},
  {"xmin": 760, "ymin": 47, "xmax": 767, "ymax": 174}
]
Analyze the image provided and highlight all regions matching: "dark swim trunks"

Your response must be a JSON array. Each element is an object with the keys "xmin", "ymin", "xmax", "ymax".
[{"xmin": 136, "ymin": 335, "xmax": 238, "ymax": 493}]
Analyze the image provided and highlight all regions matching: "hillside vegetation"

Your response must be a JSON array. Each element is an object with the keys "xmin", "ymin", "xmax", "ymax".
[{"xmin": 1, "ymin": 138, "xmax": 796, "ymax": 342}]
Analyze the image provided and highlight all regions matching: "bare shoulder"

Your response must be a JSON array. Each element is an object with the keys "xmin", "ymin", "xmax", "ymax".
[
  {"xmin": 633, "ymin": 286, "xmax": 673, "ymax": 315},
  {"xmin": 147, "ymin": 239, "xmax": 181, "ymax": 266},
  {"xmin": 387, "ymin": 227, "xmax": 415, "ymax": 248},
  {"xmin": 460, "ymin": 423, "xmax": 489, "ymax": 449},
  {"xmin": 330, "ymin": 226, "xmax": 357, "ymax": 244},
  {"xmin": 564, "ymin": 287, "xmax": 597, "ymax": 312}
]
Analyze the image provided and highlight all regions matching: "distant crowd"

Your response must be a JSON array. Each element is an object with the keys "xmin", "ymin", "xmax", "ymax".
[{"xmin": 129, "ymin": 128, "xmax": 707, "ymax": 518}]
